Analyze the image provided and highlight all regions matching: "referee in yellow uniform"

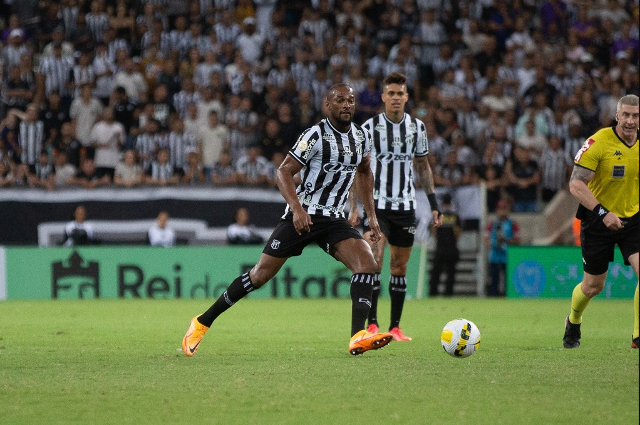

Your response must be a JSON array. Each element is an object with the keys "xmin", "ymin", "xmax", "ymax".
[{"xmin": 563, "ymin": 94, "xmax": 639, "ymax": 349}]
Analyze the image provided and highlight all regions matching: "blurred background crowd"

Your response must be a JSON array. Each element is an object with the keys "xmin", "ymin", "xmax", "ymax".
[{"xmin": 0, "ymin": 0, "xmax": 637, "ymax": 213}]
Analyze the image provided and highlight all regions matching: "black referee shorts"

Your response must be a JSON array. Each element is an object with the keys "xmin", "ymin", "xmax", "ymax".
[
  {"xmin": 263, "ymin": 213, "xmax": 363, "ymax": 258},
  {"xmin": 580, "ymin": 211, "xmax": 639, "ymax": 275},
  {"xmin": 362, "ymin": 209, "xmax": 416, "ymax": 247}
]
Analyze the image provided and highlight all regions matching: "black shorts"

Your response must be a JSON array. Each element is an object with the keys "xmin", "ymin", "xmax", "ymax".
[
  {"xmin": 362, "ymin": 209, "xmax": 416, "ymax": 247},
  {"xmin": 580, "ymin": 211, "xmax": 639, "ymax": 275},
  {"xmin": 263, "ymin": 213, "xmax": 363, "ymax": 258}
]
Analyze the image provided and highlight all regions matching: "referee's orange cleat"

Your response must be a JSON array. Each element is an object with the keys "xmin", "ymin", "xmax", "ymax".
[
  {"xmin": 348, "ymin": 329, "xmax": 392, "ymax": 356},
  {"xmin": 182, "ymin": 316, "xmax": 209, "ymax": 357}
]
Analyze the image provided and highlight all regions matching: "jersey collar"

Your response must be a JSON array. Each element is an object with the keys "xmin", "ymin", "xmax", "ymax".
[{"xmin": 383, "ymin": 112, "xmax": 406, "ymax": 125}]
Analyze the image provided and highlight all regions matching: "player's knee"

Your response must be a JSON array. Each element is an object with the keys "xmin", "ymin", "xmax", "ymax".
[
  {"xmin": 389, "ymin": 260, "xmax": 408, "ymax": 276},
  {"xmin": 249, "ymin": 267, "xmax": 273, "ymax": 288},
  {"xmin": 582, "ymin": 279, "xmax": 605, "ymax": 297},
  {"xmin": 352, "ymin": 255, "xmax": 378, "ymax": 274}
]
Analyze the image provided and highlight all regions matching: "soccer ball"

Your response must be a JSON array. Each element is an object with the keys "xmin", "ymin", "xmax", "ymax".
[{"xmin": 440, "ymin": 318, "xmax": 481, "ymax": 358}]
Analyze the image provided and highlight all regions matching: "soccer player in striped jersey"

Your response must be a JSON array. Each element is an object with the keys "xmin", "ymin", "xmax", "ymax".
[
  {"xmin": 350, "ymin": 72, "xmax": 442, "ymax": 342},
  {"xmin": 183, "ymin": 84, "xmax": 394, "ymax": 356},
  {"xmin": 563, "ymin": 94, "xmax": 639, "ymax": 349}
]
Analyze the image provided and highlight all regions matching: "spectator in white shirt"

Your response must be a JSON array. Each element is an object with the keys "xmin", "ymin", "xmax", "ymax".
[
  {"xmin": 113, "ymin": 58, "xmax": 148, "ymax": 103},
  {"xmin": 63, "ymin": 205, "xmax": 95, "ymax": 247},
  {"xmin": 89, "ymin": 108, "xmax": 126, "ymax": 180},
  {"xmin": 148, "ymin": 211, "xmax": 176, "ymax": 247}
]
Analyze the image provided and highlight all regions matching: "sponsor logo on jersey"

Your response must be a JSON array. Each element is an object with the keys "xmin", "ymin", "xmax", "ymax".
[
  {"xmin": 376, "ymin": 152, "xmax": 413, "ymax": 163},
  {"xmin": 302, "ymin": 138, "xmax": 318, "ymax": 159},
  {"xmin": 343, "ymin": 146, "xmax": 353, "ymax": 156},
  {"xmin": 271, "ymin": 239, "xmax": 280, "ymax": 250},
  {"xmin": 323, "ymin": 162, "xmax": 357, "ymax": 173},
  {"xmin": 374, "ymin": 123, "xmax": 386, "ymax": 132},
  {"xmin": 409, "ymin": 123, "xmax": 417, "ymax": 133},
  {"xmin": 613, "ymin": 150, "xmax": 622, "ymax": 158},
  {"xmin": 323, "ymin": 133, "xmax": 335, "ymax": 141},
  {"xmin": 574, "ymin": 138, "xmax": 595, "ymax": 162},
  {"xmin": 297, "ymin": 139, "xmax": 308, "ymax": 152},
  {"xmin": 612, "ymin": 165, "xmax": 625, "ymax": 177}
]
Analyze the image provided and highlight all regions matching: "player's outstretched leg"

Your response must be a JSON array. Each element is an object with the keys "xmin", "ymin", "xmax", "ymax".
[
  {"xmin": 182, "ymin": 272, "xmax": 255, "ymax": 356},
  {"xmin": 348, "ymin": 273, "xmax": 392, "ymax": 355}
]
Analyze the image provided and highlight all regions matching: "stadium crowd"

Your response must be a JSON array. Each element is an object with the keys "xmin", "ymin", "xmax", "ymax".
[{"xmin": 0, "ymin": 0, "xmax": 637, "ymax": 212}]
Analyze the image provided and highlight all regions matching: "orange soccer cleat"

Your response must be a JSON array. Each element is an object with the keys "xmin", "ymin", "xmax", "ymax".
[
  {"xmin": 182, "ymin": 316, "xmax": 209, "ymax": 357},
  {"xmin": 348, "ymin": 329, "xmax": 392, "ymax": 356}
]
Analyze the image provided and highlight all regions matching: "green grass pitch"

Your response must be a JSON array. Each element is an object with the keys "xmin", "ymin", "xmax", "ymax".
[{"xmin": 0, "ymin": 298, "xmax": 638, "ymax": 425}]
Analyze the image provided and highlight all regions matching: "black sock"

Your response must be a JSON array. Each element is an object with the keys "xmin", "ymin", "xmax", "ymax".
[
  {"xmin": 198, "ymin": 272, "xmax": 255, "ymax": 327},
  {"xmin": 367, "ymin": 273, "xmax": 381, "ymax": 326},
  {"xmin": 389, "ymin": 275, "xmax": 407, "ymax": 330},
  {"xmin": 350, "ymin": 273, "xmax": 374, "ymax": 336}
]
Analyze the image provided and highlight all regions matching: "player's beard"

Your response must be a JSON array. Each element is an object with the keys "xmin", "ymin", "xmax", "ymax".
[{"xmin": 334, "ymin": 111, "xmax": 352, "ymax": 127}]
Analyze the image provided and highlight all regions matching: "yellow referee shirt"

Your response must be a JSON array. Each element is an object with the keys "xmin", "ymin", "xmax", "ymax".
[{"xmin": 574, "ymin": 127, "xmax": 639, "ymax": 218}]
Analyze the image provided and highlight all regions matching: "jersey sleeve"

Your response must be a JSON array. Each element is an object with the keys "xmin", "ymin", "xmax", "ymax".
[
  {"xmin": 415, "ymin": 119, "xmax": 429, "ymax": 157},
  {"xmin": 361, "ymin": 127, "xmax": 372, "ymax": 156},
  {"xmin": 289, "ymin": 127, "xmax": 320, "ymax": 166},
  {"xmin": 573, "ymin": 136, "xmax": 599, "ymax": 171}
]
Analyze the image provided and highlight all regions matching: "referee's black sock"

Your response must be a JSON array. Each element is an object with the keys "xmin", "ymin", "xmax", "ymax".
[
  {"xmin": 367, "ymin": 273, "xmax": 381, "ymax": 326},
  {"xmin": 350, "ymin": 273, "xmax": 374, "ymax": 336},
  {"xmin": 389, "ymin": 275, "xmax": 407, "ymax": 330},
  {"xmin": 198, "ymin": 272, "xmax": 255, "ymax": 327}
]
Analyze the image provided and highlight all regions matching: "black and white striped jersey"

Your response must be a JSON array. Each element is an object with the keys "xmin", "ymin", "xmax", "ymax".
[
  {"xmin": 146, "ymin": 161, "xmax": 174, "ymax": 180},
  {"xmin": 38, "ymin": 56, "xmax": 74, "ymax": 97},
  {"xmin": 19, "ymin": 120, "xmax": 45, "ymax": 166},
  {"xmin": 362, "ymin": 113, "xmax": 429, "ymax": 211},
  {"xmin": 287, "ymin": 118, "xmax": 371, "ymax": 218},
  {"xmin": 166, "ymin": 131, "xmax": 197, "ymax": 169}
]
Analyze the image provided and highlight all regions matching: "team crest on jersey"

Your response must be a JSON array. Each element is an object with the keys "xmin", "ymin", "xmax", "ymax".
[
  {"xmin": 356, "ymin": 144, "xmax": 363, "ymax": 155},
  {"xmin": 391, "ymin": 137, "xmax": 403, "ymax": 147},
  {"xmin": 323, "ymin": 133, "xmax": 335, "ymax": 141},
  {"xmin": 354, "ymin": 130, "xmax": 364, "ymax": 141},
  {"xmin": 374, "ymin": 123, "xmax": 386, "ymax": 132},
  {"xmin": 405, "ymin": 135, "xmax": 414, "ymax": 145}
]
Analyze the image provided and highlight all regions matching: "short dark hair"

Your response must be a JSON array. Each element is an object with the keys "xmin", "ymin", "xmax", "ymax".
[{"xmin": 383, "ymin": 72, "xmax": 407, "ymax": 87}]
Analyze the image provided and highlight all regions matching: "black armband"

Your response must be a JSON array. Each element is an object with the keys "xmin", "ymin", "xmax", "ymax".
[
  {"xmin": 427, "ymin": 193, "xmax": 441, "ymax": 215},
  {"xmin": 593, "ymin": 203, "xmax": 609, "ymax": 220}
]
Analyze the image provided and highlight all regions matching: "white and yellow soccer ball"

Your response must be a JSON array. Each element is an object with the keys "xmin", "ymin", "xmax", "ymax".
[{"xmin": 440, "ymin": 318, "xmax": 481, "ymax": 358}]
